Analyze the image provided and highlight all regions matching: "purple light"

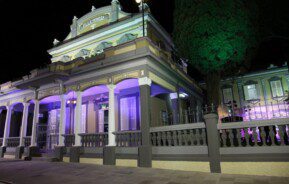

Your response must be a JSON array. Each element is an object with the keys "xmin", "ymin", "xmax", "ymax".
[
  {"xmin": 116, "ymin": 79, "xmax": 139, "ymax": 91},
  {"xmin": 40, "ymin": 95, "xmax": 61, "ymax": 104}
]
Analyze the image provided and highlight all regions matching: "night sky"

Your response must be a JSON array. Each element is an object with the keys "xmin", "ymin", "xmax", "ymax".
[{"xmin": 0, "ymin": 0, "xmax": 288, "ymax": 83}]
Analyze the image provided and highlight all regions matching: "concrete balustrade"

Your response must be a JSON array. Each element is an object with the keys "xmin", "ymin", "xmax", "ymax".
[{"xmin": 79, "ymin": 133, "xmax": 108, "ymax": 147}]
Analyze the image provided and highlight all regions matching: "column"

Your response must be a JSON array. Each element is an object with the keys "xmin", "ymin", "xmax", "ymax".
[
  {"xmin": 74, "ymin": 91, "xmax": 82, "ymax": 146},
  {"xmin": 107, "ymin": 84, "xmax": 116, "ymax": 146},
  {"xmin": 138, "ymin": 77, "xmax": 152, "ymax": 167},
  {"xmin": 19, "ymin": 103, "xmax": 29, "ymax": 147},
  {"xmin": 30, "ymin": 100, "xmax": 40, "ymax": 147},
  {"xmin": 58, "ymin": 94, "xmax": 66, "ymax": 146},
  {"xmin": 2, "ymin": 105, "xmax": 13, "ymax": 147},
  {"xmin": 204, "ymin": 113, "xmax": 221, "ymax": 173}
]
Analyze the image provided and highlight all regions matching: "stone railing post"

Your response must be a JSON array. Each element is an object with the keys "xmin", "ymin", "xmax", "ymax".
[
  {"xmin": 204, "ymin": 113, "xmax": 221, "ymax": 173},
  {"xmin": 54, "ymin": 93, "xmax": 67, "ymax": 161},
  {"xmin": 138, "ymin": 77, "xmax": 152, "ymax": 167},
  {"xmin": 70, "ymin": 91, "xmax": 83, "ymax": 163},
  {"xmin": 1, "ymin": 105, "xmax": 13, "ymax": 158},
  {"xmin": 103, "ymin": 84, "xmax": 117, "ymax": 166}
]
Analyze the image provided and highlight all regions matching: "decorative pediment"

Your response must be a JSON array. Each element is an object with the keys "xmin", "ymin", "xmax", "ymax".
[
  {"xmin": 59, "ymin": 55, "xmax": 71, "ymax": 62},
  {"xmin": 75, "ymin": 49, "xmax": 91, "ymax": 59},
  {"xmin": 94, "ymin": 42, "xmax": 113, "ymax": 55},
  {"xmin": 117, "ymin": 33, "xmax": 138, "ymax": 45}
]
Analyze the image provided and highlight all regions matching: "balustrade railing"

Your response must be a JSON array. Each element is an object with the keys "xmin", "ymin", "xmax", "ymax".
[
  {"xmin": 114, "ymin": 131, "xmax": 141, "ymax": 147},
  {"xmin": 0, "ymin": 138, "xmax": 3, "ymax": 147},
  {"xmin": 62, "ymin": 134, "xmax": 75, "ymax": 147},
  {"xmin": 79, "ymin": 133, "xmax": 108, "ymax": 147},
  {"xmin": 150, "ymin": 123, "xmax": 207, "ymax": 146},
  {"xmin": 218, "ymin": 118, "xmax": 289, "ymax": 147},
  {"xmin": 24, "ymin": 136, "xmax": 31, "ymax": 147},
  {"xmin": 7, "ymin": 137, "xmax": 20, "ymax": 147}
]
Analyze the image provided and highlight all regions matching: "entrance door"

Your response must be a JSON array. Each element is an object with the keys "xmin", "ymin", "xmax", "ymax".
[{"xmin": 98, "ymin": 103, "xmax": 109, "ymax": 132}]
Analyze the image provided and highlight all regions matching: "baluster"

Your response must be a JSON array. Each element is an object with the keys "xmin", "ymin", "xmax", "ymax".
[
  {"xmin": 115, "ymin": 133, "xmax": 119, "ymax": 147},
  {"xmin": 119, "ymin": 133, "xmax": 123, "ymax": 147},
  {"xmin": 167, "ymin": 131, "xmax": 172, "ymax": 146},
  {"xmin": 278, "ymin": 125, "xmax": 285, "ymax": 146},
  {"xmin": 195, "ymin": 129, "xmax": 200, "ymax": 146},
  {"xmin": 177, "ymin": 130, "xmax": 183, "ymax": 146},
  {"xmin": 157, "ymin": 132, "xmax": 162, "ymax": 146},
  {"xmin": 172, "ymin": 130, "xmax": 178, "ymax": 146},
  {"xmin": 202, "ymin": 128, "xmax": 207, "ymax": 145},
  {"xmin": 126, "ymin": 133, "xmax": 129, "ymax": 147},
  {"xmin": 252, "ymin": 127, "xmax": 258, "ymax": 147},
  {"xmin": 221, "ymin": 130, "xmax": 227, "ymax": 147},
  {"xmin": 260, "ymin": 127, "xmax": 267, "ymax": 146},
  {"xmin": 162, "ymin": 131, "xmax": 167, "ymax": 146},
  {"xmin": 228, "ymin": 129, "xmax": 234, "ymax": 147},
  {"xmin": 244, "ymin": 128, "xmax": 250, "ymax": 147},
  {"xmin": 81, "ymin": 135, "xmax": 84, "ymax": 147},
  {"xmin": 128, "ymin": 132, "xmax": 132, "ymax": 146},
  {"xmin": 181, "ymin": 130, "xmax": 187, "ymax": 146},
  {"xmin": 189, "ymin": 130, "xmax": 194, "ymax": 146},
  {"xmin": 198, "ymin": 129, "xmax": 203, "ymax": 145},
  {"xmin": 269, "ymin": 126, "xmax": 276, "ymax": 146},
  {"xmin": 93, "ymin": 134, "xmax": 97, "ymax": 147}
]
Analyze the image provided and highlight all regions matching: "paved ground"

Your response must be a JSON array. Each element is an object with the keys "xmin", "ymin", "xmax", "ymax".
[{"xmin": 0, "ymin": 159, "xmax": 288, "ymax": 184}]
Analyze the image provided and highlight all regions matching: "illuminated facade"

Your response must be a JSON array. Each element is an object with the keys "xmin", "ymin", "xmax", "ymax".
[
  {"xmin": 219, "ymin": 63, "xmax": 289, "ymax": 121},
  {"xmin": 0, "ymin": 1, "xmax": 202, "ymax": 160}
]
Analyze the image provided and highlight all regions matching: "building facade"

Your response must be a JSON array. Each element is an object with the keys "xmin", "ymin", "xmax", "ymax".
[
  {"xmin": 219, "ymin": 64, "xmax": 289, "ymax": 121},
  {"xmin": 0, "ymin": 1, "xmax": 202, "ymax": 161}
]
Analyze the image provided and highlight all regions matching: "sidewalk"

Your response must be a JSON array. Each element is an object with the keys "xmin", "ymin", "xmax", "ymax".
[{"xmin": 0, "ymin": 159, "xmax": 288, "ymax": 184}]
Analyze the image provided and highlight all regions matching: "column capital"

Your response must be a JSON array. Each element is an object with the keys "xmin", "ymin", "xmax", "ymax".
[
  {"xmin": 22, "ymin": 102, "xmax": 30, "ymax": 108},
  {"xmin": 107, "ymin": 84, "xmax": 116, "ymax": 90},
  {"xmin": 5, "ymin": 105, "xmax": 13, "ymax": 111},
  {"xmin": 138, "ymin": 77, "xmax": 152, "ymax": 86}
]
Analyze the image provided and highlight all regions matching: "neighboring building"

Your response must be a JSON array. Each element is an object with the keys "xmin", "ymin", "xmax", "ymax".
[
  {"xmin": 0, "ymin": 1, "xmax": 202, "ymax": 157},
  {"xmin": 218, "ymin": 63, "xmax": 289, "ymax": 121}
]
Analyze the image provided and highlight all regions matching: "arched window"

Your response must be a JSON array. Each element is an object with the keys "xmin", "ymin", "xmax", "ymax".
[{"xmin": 117, "ymin": 33, "xmax": 138, "ymax": 45}]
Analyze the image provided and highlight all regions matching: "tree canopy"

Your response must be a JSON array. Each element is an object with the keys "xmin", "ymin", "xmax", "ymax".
[{"xmin": 173, "ymin": 0, "xmax": 258, "ymax": 74}]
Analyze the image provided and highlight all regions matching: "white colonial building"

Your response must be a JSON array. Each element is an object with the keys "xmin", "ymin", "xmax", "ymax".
[{"xmin": 0, "ymin": 1, "xmax": 202, "ymax": 166}]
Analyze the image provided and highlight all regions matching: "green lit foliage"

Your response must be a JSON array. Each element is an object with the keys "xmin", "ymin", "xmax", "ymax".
[{"xmin": 173, "ymin": 0, "xmax": 258, "ymax": 74}]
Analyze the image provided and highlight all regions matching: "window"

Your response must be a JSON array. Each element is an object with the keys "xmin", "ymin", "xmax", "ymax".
[
  {"xmin": 222, "ymin": 88, "xmax": 233, "ymax": 104},
  {"xmin": 120, "ymin": 96, "xmax": 138, "ymax": 131},
  {"xmin": 244, "ymin": 84, "xmax": 259, "ymax": 101},
  {"xmin": 270, "ymin": 80, "xmax": 284, "ymax": 97}
]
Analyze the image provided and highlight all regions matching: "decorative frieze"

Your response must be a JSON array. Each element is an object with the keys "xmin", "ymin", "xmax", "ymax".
[
  {"xmin": 113, "ymin": 70, "xmax": 141, "ymax": 84},
  {"xmin": 64, "ymin": 85, "xmax": 78, "ymax": 93},
  {"xmin": 38, "ymin": 87, "xmax": 60, "ymax": 100},
  {"xmin": 79, "ymin": 78, "xmax": 108, "ymax": 91}
]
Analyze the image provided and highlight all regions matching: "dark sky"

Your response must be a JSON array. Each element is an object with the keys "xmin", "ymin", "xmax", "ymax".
[
  {"xmin": 0, "ymin": 0, "xmax": 173, "ymax": 83},
  {"xmin": 0, "ymin": 0, "xmax": 288, "ymax": 83}
]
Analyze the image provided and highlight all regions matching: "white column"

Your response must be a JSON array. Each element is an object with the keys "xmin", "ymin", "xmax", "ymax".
[
  {"xmin": 19, "ymin": 103, "xmax": 30, "ymax": 147},
  {"xmin": 31, "ymin": 100, "xmax": 40, "ymax": 147},
  {"xmin": 74, "ymin": 91, "xmax": 82, "ymax": 146},
  {"xmin": 58, "ymin": 94, "xmax": 67, "ymax": 146},
  {"xmin": 107, "ymin": 84, "xmax": 116, "ymax": 146},
  {"xmin": 2, "ymin": 105, "xmax": 13, "ymax": 147}
]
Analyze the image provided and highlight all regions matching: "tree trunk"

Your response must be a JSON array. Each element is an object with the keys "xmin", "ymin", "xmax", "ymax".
[{"xmin": 205, "ymin": 72, "xmax": 221, "ymax": 107}]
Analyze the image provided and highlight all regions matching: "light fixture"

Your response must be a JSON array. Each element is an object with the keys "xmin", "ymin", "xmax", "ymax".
[{"xmin": 135, "ymin": 0, "xmax": 146, "ymax": 37}]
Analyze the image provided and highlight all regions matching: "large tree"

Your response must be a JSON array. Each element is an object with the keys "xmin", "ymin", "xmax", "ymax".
[{"xmin": 173, "ymin": 0, "xmax": 258, "ymax": 106}]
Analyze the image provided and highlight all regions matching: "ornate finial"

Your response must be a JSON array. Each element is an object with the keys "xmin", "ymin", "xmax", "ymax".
[
  {"xmin": 53, "ymin": 39, "xmax": 60, "ymax": 46},
  {"xmin": 111, "ymin": 0, "xmax": 119, "ymax": 3},
  {"xmin": 91, "ymin": 6, "xmax": 96, "ymax": 11},
  {"xmin": 73, "ymin": 16, "xmax": 78, "ymax": 21}
]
